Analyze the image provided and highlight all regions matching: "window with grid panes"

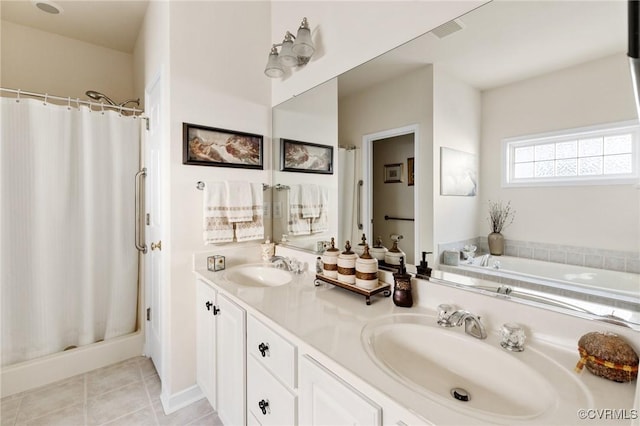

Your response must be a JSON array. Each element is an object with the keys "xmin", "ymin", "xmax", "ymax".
[{"xmin": 502, "ymin": 121, "xmax": 639, "ymax": 187}]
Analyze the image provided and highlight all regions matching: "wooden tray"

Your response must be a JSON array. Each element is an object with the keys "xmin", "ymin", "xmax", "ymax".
[{"xmin": 314, "ymin": 274, "xmax": 392, "ymax": 305}]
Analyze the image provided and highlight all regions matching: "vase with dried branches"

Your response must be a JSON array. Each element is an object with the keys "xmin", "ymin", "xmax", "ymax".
[{"xmin": 487, "ymin": 200, "xmax": 515, "ymax": 255}]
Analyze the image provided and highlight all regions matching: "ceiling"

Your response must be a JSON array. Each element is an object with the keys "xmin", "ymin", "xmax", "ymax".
[
  {"xmin": 339, "ymin": 0, "xmax": 628, "ymax": 97},
  {"xmin": 1, "ymin": 0, "xmax": 149, "ymax": 53},
  {"xmin": 1, "ymin": 0, "xmax": 628, "ymax": 91}
]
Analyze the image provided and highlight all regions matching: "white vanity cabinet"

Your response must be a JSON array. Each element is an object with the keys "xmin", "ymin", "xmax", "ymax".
[
  {"xmin": 299, "ymin": 355, "xmax": 382, "ymax": 426},
  {"xmin": 246, "ymin": 314, "xmax": 297, "ymax": 425},
  {"xmin": 195, "ymin": 279, "xmax": 246, "ymax": 426}
]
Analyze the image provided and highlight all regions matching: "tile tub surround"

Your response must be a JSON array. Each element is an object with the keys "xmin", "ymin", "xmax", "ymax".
[
  {"xmin": 438, "ymin": 237, "xmax": 640, "ymax": 274},
  {"xmin": 0, "ymin": 357, "xmax": 220, "ymax": 426},
  {"xmin": 194, "ymin": 248, "xmax": 639, "ymax": 425}
]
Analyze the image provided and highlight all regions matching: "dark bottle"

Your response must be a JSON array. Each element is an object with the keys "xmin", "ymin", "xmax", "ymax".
[
  {"xmin": 416, "ymin": 251, "xmax": 433, "ymax": 279},
  {"xmin": 392, "ymin": 257, "xmax": 413, "ymax": 307}
]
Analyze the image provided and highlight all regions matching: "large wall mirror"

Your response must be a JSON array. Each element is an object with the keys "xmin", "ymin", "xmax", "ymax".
[{"xmin": 272, "ymin": 1, "xmax": 639, "ymax": 323}]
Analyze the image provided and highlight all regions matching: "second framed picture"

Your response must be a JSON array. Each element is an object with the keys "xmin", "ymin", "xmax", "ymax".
[
  {"xmin": 182, "ymin": 123, "xmax": 263, "ymax": 169},
  {"xmin": 280, "ymin": 139, "xmax": 334, "ymax": 174}
]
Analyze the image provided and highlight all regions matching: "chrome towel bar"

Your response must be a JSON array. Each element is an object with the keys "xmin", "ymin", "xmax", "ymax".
[{"xmin": 196, "ymin": 181, "xmax": 270, "ymax": 191}]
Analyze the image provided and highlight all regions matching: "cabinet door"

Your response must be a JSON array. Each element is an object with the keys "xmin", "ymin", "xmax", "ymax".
[
  {"xmin": 216, "ymin": 293, "xmax": 247, "ymax": 426},
  {"xmin": 299, "ymin": 355, "xmax": 381, "ymax": 426},
  {"xmin": 196, "ymin": 280, "xmax": 217, "ymax": 409}
]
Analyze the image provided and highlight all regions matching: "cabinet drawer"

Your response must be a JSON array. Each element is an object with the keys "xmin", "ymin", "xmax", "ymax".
[
  {"xmin": 247, "ymin": 315, "xmax": 296, "ymax": 388},
  {"xmin": 247, "ymin": 356, "xmax": 297, "ymax": 426}
]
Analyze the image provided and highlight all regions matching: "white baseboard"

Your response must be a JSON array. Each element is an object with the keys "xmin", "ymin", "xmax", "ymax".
[{"xmin": 160, "ymin": 385, "xmax": 205, "ymax": 415}]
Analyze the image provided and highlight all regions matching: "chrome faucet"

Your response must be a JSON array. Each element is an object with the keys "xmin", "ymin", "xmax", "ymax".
[
  {"xmin": 269, "ymin": 256, "xmax": 304, "ymax": 273},
  {"xmin": 478, "ymin": 254, "xmax": 491, "ymax": 267},
  {"xmin": 437, "ymin": 305, "xmax": 488, "ymax": 339}
]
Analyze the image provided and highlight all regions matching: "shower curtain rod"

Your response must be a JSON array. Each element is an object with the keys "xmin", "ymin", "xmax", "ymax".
[{"xmin": 0, "ymin": 87, "xmax": 144, "ymax": 115}]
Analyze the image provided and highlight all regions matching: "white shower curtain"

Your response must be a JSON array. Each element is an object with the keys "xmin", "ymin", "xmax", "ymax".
[
  {"xmin": 1, "ymin": 97, "xmax": 140, "ymax": 366},
  {"xmin": 338, "ymin": 148, "xmax": 362, "ymax": 245}
]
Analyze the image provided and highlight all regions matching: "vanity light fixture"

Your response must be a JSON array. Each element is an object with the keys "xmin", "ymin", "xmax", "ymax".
[{"xmin": 264, "ymin": 17, "xmax": 315, "ymax": 78}]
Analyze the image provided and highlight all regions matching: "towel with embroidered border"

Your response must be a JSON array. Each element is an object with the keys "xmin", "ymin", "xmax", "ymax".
[
  {"xmin": 203, "ymin": 181, "xmax": 234, "ymax": 244},
  {"xmin": 234, "ymin": 183, "xmax": 265, "ymax": 242},
  {"xmin": 300, "ymin": 183, "xmax": 321, "ymax": 218},
  {"xmin": 310, "ymin": 185, "xmax": 329, "ymax": 234},
  {"xmin": 288, "ymin": 184, "xmax": 311, "ymax": 235},
  {"xmin": 225, "ymin": 181, "xmax": 254, "ymax": 222}
]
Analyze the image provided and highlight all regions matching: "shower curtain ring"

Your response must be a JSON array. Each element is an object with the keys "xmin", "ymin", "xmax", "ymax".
[
  {"xmin": 118, "ymin": 105, "xmax": 123, "ymax": 117},
  {"xmin": 76, "ymin": 98, "xmax": 81, "ymax": 110},
  {"xmin": 101, "ymin": 102, "xmax": 105, "ymax": 115},
  {"xmin": 16, "ymin": 89, "xmax": 20, "ymax": 103},
  {"xmin": 67, "ymin": 97, "xmax": 72, "ymax": 110},
  {"xmin": 43, "ymin": 94, "xmax": 48, "ymax": 106}
]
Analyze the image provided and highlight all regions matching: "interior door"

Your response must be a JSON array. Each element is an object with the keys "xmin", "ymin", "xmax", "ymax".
[{"xmin": 144, "ymin": 72, "xmax": 164, "ymax": 379}]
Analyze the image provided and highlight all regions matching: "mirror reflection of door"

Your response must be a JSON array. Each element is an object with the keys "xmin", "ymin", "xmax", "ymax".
[{"xmin": 372, "ymin": 133, "xmax": 415, "ymax": 265}]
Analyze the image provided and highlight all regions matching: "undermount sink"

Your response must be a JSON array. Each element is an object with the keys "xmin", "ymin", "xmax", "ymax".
[
  {"xmin": 361, "ymin": 314, "xmax": 591, "ymax": 422},
  {"xmin": 223, "ymin": 263, "xmax": 293, "ymax": 287}
]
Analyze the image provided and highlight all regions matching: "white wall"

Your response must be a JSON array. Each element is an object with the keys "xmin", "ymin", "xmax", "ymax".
[
  {"xmin": 432, "ymin": 64, "xmax": 482, "ymax": 253},
  {"xmin": 480, "ymin": 53, "xmax": 639, "ymax": 252},
  {"xmin": 166, "ymin": 0, "xmax": 271, "ymax": 394},
  {"xmin": 270, "ymin": 1, "xmax": 486, "ymax": 105},
  {"xmin": 1, "ymin": 20, "xmax": 134, "ymax": 103},
  {"xmin": 339, "ymin": 66, "xmax": 434, "ymax": 258}
]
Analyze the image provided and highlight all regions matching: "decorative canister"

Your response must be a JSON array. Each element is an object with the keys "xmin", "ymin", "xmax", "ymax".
[
  {"xmin": 384, "ymin": 240, "xmax": 406, "ymax": 266},
  {"xmin": 355, "ymin": 245, "xmax": 378, "ymax": 289},
  {"xmin": 353, "ymin": 234, "xmax": 368, "ymax": 257},
  {"xmin": 337, "ymin": 241, "xmax": 357, "ymax": 284},
  {"xmin": 369, "ymin": 236, "xmax": 388, "ymax": 262},
  {"xmin": 322, "ymin": 237, "xmax": 340, "ymax": 278}
]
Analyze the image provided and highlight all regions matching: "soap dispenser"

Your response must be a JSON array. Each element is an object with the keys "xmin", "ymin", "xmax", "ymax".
[
  {"xmin": 261, "ymin": 237, "xmax": 275, "ymax": 262},
  {"xmin": 392, "ymin": 257, "xmax": 413, "ymax": 307},
  {"xmin": 416, "ymin": 251, "xmax": 433, "ymax": 279},
  {"xmin": 337, "ymin": 241, "xmax": 358, "ymax": 284},
  {"xmin": 322, "ymin": 237, "xmax": 340, "ymax": 278}
]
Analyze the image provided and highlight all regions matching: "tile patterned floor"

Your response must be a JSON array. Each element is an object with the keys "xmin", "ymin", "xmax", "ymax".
[{"xmin": 0, "ymin": 357, "xmax": 222, "ymax": 426}]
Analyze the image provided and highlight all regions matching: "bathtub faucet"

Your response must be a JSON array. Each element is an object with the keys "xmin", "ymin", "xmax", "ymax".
[{"xmin": 479, "ymin": 254, "xmax": 491, "ymax": 267}]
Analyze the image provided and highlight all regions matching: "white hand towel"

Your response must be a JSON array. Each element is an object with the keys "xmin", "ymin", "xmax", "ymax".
[
  {"xmin": 235, "ymin": 183, "xmax": 265, "ymax": 242},
  {"xmin": 288, "ymin": 184, "xmax": 311, "ymax": 236},
  {"xmin": 203, "ymin": 182, "xmax": 234, "ymax": 244},
  {"xmin": 310, "ymin": 185, "xmax": 329, "ymax": 234},
  {"xmin": 225, "ymin": 181, "xmax": 253, "ymax": 223},
  {"xmin": 300, "ymin": 184, "xmax": 321, "ymax": 218}
]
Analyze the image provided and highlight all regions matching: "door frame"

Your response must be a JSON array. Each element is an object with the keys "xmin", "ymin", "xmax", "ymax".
[{"xmin": 362, "ymin": 124, "xmax": 420, "ymax": 264}]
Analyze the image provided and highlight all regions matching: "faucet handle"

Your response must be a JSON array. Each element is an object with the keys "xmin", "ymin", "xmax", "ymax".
[
  {"xmin": 437, "ymin": 304, "xmax": 456, "ymax": 327},
  {"xmin": 500, "ymin": 323, "xmax": 526, "ymax": 352}
]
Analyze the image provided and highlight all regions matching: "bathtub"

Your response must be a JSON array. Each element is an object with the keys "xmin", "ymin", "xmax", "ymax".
[
  {"xmin": 0, "ymin": 330, "xmax": 144, "ymax": 397},
  {"xmin": 442, "ymin": 255, "xmax": 639, "ymax": 320}
]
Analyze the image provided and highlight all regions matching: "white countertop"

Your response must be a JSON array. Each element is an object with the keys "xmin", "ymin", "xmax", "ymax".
[{"xmin": 193, "ymin": 246, "xmax": 639, "ymax": 425}]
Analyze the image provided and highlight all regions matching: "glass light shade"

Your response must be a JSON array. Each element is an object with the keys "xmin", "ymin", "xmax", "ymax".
[
  {"xmin": 292, "ymin": 27, "xmax": 315, "ymax": 58},
  {"xmin": 264, "ymin": 50, "xmax": 284, "ymax": 78},
  {"xmin": 279, "ymin": 39, "xmax": 298, "ymax": 67}
]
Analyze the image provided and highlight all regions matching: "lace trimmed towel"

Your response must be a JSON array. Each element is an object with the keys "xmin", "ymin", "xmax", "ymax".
[
  {"xmin": 203, "ymin": 182, "xmax": 234, "ymax": 243},
  {"xmin": 288, "ymin": 184, "xmax": 311, "ymax": 236},
  {"xmin": 203, "ymin": 181, "xmax": 264, "ymax": 243},
  {"xmin": 300, "ymin": 184, "xmax": 321, "ymax": 218},
  {"xmin": 310, "ymin": 185, "xmax": 328, "ymax": 234},
  {"xmin": 235, "ymin": 183, "xmax": 264, "ymax": 242}
]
